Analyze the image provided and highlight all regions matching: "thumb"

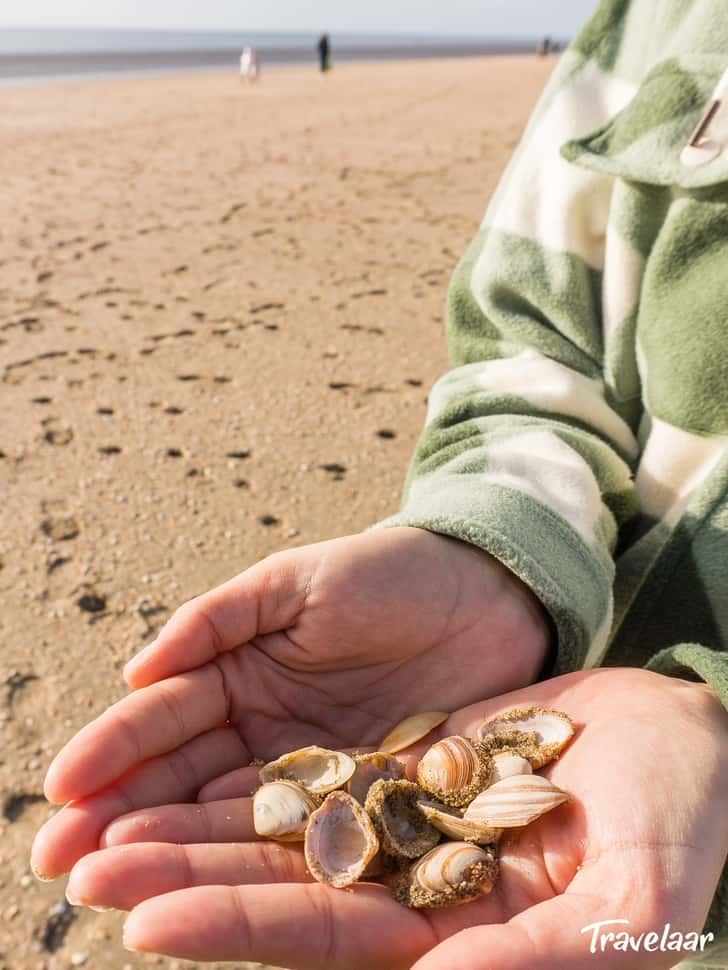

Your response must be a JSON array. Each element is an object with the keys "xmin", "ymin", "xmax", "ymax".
[{"xmin": 124, "ymin": 544, "xmax": 316, "ymax": 688}]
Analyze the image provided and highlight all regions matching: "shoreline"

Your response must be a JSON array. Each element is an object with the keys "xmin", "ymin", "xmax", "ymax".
[{"xmin": 1, "ymin": 41, "xmax": 544, "ymax": 86}]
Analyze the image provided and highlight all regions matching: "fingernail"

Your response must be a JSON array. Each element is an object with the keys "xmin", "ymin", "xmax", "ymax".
[
  {"xmin": 30, "ymin": 861, "xmax": 54, "ymax": 883},
  {"xmin": 89, "ymin": 904, "xmax": 114, "ymax": 913},
  {"xmin": 65, "ymin": 886, "xmax": 82, "ymax": 906}
]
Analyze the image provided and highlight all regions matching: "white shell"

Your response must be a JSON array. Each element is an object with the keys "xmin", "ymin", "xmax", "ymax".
[
  {"xmin": 417, "ymin": 798, "xmax": 501, "ymax": 844},
  {"xmin": 259, "ymin": 746, "xmax": 356, "ymax": 794},
  {"xmin": 379, "ymin": 712, "xmax": 448, "ymax": 754},
  {"xmin": 347, "ymin": 752, "xmax": 405, "ymax": 804},
  {"xmin": 252, "ymin": 781, "xmax": 318, "ymax": 841},
  {"xmin": 464, "ymin": 774, "xmax": 568, "ymax": 828},
  {"xmin": 413, "ymin": 842, "xmax": 494, "ymax": 894},
  {"xmin": 490, "ymin": 752, "xmax": 533, "ymax": 784},
  {"xmin": 304, "ymin": 791, "xmax": 379, "ymax": 888},
  {"xmin": 476, "ymin": 707, "xmax": 575, "ymax": 768}
]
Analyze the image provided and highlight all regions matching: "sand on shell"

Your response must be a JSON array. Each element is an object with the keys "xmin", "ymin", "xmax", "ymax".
[{"xmin": 0, "ymin": 54, "xmax": 552, "ymax": 970}]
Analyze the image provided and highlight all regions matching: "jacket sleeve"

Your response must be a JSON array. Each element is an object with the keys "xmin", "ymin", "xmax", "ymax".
[{"xmin": 373, "ymin": 12, "xmax": 642, "ymax": 675}]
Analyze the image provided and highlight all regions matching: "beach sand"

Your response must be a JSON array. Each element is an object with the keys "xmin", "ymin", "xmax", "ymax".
[{"xmin": 0, "ymin": 54, "xmax": 553, "ymax": 969}]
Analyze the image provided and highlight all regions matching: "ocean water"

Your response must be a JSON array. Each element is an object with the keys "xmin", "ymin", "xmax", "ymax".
[{"xmin": 0, "ymin": 27, "xmax": 543, "ymax": 84}]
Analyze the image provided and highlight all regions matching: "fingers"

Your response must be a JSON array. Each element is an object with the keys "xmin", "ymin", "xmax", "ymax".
[
  {"xmin": 44, "ymin": 664, "xmax": 228, "ymax": 804},
  {"xmin": 122, "ymin": 882, "xmax": 436, "ymax": 969},
  {"xmin": 124, "ymin": 548, "xmax": 313, "ymax": 688},
  {"xmin": 67, "ymin": 841, "xmax": 312, "ymax": 911},
  {"xmin": 32, "ymin": 728, "xmax": 247, "ymax": 879},
  {"xmin": 197, "ymin": 766, "xmax": 261, "ymax": 802},
  {"xmin": 101, "ymin": 797, "xmax": 256, "ymax": 847}
]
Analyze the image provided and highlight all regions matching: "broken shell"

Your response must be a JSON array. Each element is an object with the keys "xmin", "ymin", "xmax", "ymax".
[
  {"xmin": 476, "ymin": 707, "xmax": 575, "ymax": 768},
  {"xmin": 304, "ymin": 791, "xmax": 379, "ymax": 888},
  {"xmin": 252, "ymin": 780, "xmax": 318, "ymax": 841},
  {"xmin": 416, "ymin": 736, "xmax": 492, "ymax": 808},
  {"xmin": 259, "ymin": 746, "xmax": 356, "ymax": 795},
  {"xmin": 364, "ymin": 779, "xmax": 440, "ymax": 860},
  {"xmin": 395, "ymin": 841, "xmax": 498, "ymax": 909},
  {"xmin": 464, "ymin": 774, "xmax": 569, "ymax": 828},
  {"xmin": 347, "ymin": 752, "xmax": 405, "ymax": 804},
  {"xmin": 417, "ymin": 797, "xmax": 501, "ymax": 844},
  {"xmin": 379, "ymin": 712, "xmax": 448, "ymax": 754},
  {"xmin": 490, "ymin": 752, "xmax": 533, "ymax": 784}
]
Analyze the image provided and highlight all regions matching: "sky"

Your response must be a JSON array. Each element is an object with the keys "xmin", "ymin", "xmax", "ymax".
[{"xmin": 0, "ymin": 0, "xmax": 599, "ymax": 38}]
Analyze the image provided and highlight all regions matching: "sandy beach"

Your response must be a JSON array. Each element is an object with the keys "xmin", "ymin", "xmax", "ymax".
[{"xmin": 0, "ymin": 55, "xmax": 552, "ymax": 969}]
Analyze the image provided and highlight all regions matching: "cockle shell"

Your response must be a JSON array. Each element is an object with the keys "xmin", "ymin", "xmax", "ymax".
[
  {"xmin": 464, "ymin": 774, "xmax": 569, "ymax": 828},
  {"xmin": 304, "ymin": 791, "xmax": 379, "ymax": 888},
  {"xmin": 379, "ymin": 712, "xmax": 448, "ymax": 754},
  {"xmin": 252, "ymin": 780, "xmax": 318, "ymax": 841},
  {"xmin": 417, "ymin": 797, "xmax": 501, "ymax": 845},
  {"xmin": 476, "ymin": 707, "xmax": 575, "ymax": 768},
  {"xmin": 416, "ymin": 736, "xmax": 492, "ymax": 808},
  {"xmin": 490, "ymin": 752, "xmax": 533, "ymax": 784},
  {"xmin": 347, "ymin": 752, "xmax": 405, "ymax": 804},
  {"xmin": 364, "ymin": 779, "xmax": 440, "ymax": 860},
  {"xmin": 395, "ymin": 841, "xmax": 498, "ymax": 909},
  {"xmin": 259, "ymin": 746, "xmax": 356, "ymax": 795}
]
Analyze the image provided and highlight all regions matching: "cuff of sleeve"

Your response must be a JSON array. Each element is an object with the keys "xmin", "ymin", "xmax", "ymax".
[
  {"xmin": 369, "ymin": 480, "xmax": 614, "ymax": 676},
  {"xmin": 645, "ymin": 644, "xmax": 728, "ymax": 961},
  {"xmin": 645, "ymin": 643, "xmax": 728, "ymax": 711}
]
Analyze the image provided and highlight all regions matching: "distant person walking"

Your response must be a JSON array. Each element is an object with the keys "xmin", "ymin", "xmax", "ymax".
[
  {"xmin": 239, "ymin": 46, "xmax": 259, "ymax": 83},
  {"xmin": 317, "ymin": 33, "xmax": 331, "ymax": 72}
]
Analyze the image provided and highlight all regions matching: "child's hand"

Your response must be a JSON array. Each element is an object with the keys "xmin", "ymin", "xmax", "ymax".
[
  {"xmin": 32, "ymin": 526, "xmax": 549, "ymax": 878},
  {"xmin": 48, "ymin": 669, "xmax": 728, "ymax": 970}
]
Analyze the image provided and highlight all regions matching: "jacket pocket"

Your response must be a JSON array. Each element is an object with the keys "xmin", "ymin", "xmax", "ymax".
[{"xmin": 560, "ymin": 54, "xmax": 728, "ymax": 189}]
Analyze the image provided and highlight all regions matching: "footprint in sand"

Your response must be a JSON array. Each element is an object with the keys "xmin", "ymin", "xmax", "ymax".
[
  {"xmin": 166, "ymin": 448, "xmax": 183, "ymax": 458},
  {"xmin": 77, "ymin": 591, "xmax": 107, "ymax": 613},
  {"xmin": 233, "ymin": 479, "xmax": 249, "ymax": 489},
  {"xmin": 320, "ymin": 463, "xmax": 347, "ymax": 481},
  {"xmin": 164, "ymin": 405, "xmax": 183, "ymax": 415},
  {"xmin": 96, "ymin": 406, "xmax": 114, "ymax": 415},
  {"xmin": 376, "ymin": 430, "xmax": 396, "ymax": 440},
  {"xmin": 176, "ymin": 374, "xmax": 201, "ymax": 381},
  {"xmin": 43, "ymin": 427, "xmax": 74, "ymax": 446},
  {"xmin": 259, "ymin": 514, "xmax": 280, "ymax": 526},
  {"xmin": 227, "ymin": 450, "xmax": 250, "ymax": 460},
  {"xmin": 98, "ymin": 445, "xmax": 121, "ymax": 455},
  {"xmin": 41, "ymin": 517, "xmax": 79, "ymax": 541}
]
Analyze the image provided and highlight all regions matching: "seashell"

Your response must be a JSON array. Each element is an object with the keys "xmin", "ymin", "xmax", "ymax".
[
  {"xmin": 464, "ymin": 774, "xmax": 569, "ymax": 828},
  {"xmin": 252, "ymin": 780, "xmax": 318, "ymax": 841},
  {"xmin": 347, "ymin": 752, "xmax": 405, "ymax": 804},
  {"xmin": 364, "ymin": 779, "xmax": 440, "ymax": 860},
  {"xmin": 379, "ymin": 711, "xmax": 448, "ymax": 754},
  {"xmin": 476, "ymin": 707, "xmax": 575, "ymax": 768},
  {"xmin": 304, "ymin": 790, "xmax": 379, "ymax": 888},
  {"xmin": 417, "ymin": 797, "xmax": 501, "ymax": 845},
  {"xmin": 416, "ymin": 736, "xmax": 492, "ymax": 808},
  {"xmin": 259, "ymin": 745, "xmax": 356, "ymax": 795},
  {"xmin": 490, "ymin": 752, "xmax": 533, "ymax": 784},
  {"xmin": 395, "ymin": 841, "xmax": 498, "ymax": 909}
]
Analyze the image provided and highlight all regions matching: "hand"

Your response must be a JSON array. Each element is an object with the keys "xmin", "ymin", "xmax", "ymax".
[
  {"xmin": 32, "ymin": 526, "xmax": 549, "ymax": 879},
  {"xmin": 39, "ymin": 668, "xmax": 728, "ymax": 970}
]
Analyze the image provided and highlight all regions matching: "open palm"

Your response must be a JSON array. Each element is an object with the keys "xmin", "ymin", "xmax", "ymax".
[
  {"xmin": 40, "ymin": 668, "xmax": 728, "ymax": 970},
  {"xmin": 33, "ymin": 526, "xmax": 548, "ymax": 879}
]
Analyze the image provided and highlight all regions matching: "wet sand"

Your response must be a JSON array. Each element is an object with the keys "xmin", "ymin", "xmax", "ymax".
[{"xmin": 0, "ymin": 55, "xmax": 553, "ymax": 970}]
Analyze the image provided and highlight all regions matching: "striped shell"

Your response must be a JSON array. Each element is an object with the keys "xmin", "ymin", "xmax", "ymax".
[
  {"xmin": 259, "ymin": 746, "xmax": 356, "ymax": 795},
  {"xmin": 252, "ymin": 780, "xmax": 318, "ymax": 841},
  {"xmin": 395, "ymin": 842, "xmax": 498, "ymax": 909},
  {"xmin": 464, "ymin": 774, "xmax": 569, "ymax": 828},
  {"xmin": 416, "ymin": 736, "xmax": 491, "ymax": 808},
  {"xmin": 476, "ymin": 707, "xmax": 575, "ymax": 768},
  {"xmin": 304, "ymin": 791, "xmax": 379, "ymax": 888}
]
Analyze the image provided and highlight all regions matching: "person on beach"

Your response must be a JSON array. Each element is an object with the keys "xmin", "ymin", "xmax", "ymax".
[
  {"xmin": 31, "ymin": 1, "xmax": 728, "ymax": 968},
  {"xmin": 318, "ymin": 32, "xmax": 331, "ymax": 73},
  {"xmin": 239, "ymin": 46, "xmax": 259, "ymax": 84}
]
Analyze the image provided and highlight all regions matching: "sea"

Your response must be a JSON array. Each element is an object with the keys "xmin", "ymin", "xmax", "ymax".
[{"xmin": 0, "ymin": 27, "xmax": 549, "ymax": 85}]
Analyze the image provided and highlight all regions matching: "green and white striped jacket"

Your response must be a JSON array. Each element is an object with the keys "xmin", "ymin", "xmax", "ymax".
[{"xmin": 378, "ymin": 1, "xmax": 728, "ymax": 958}]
